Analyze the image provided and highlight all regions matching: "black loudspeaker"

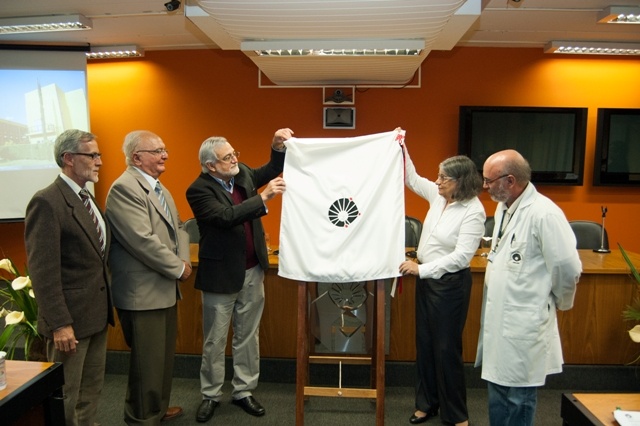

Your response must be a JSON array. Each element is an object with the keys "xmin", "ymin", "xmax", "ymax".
[
  {"xmin": 164, "ymin": 0, "xmax": 181, "ymax": 11},
  {"xmin": 323, "ymin": 107, "xmax": 356, "ymax": 129}
]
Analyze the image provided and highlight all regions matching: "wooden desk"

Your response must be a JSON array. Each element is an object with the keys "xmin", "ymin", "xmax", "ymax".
[
  {"xmin": 0, "ymin": 361, "xmax": 65, "ymax": 425},
  {"xmin": 561, "ymin": 393, "xmax": 640, "ymax": 425},
  {"xmin": 106, "ymin": 247, "xmax": 640, "ymax": 365}
]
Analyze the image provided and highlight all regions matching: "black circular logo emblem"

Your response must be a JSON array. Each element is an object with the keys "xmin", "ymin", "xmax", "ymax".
[{"xmin": 328, "ymin": 198, "xmax": 359, "ymax": 228}]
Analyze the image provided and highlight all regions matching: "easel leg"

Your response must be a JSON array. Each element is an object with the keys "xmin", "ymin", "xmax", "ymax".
[
  {"xmin": 375, "ymin": 279, "xmax": 386, "ymax": 425},
  {"xmin": 296, "ymin": 281, "xmax": 308, "ymax": 425}
]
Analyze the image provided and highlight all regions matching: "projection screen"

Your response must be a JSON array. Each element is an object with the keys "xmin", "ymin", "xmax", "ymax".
[{"xmin": 0, "ymin": 49, "xmax": 90, "ymax": 221}]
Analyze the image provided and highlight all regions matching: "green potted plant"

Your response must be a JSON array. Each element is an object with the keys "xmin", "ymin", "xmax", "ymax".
[
  {"xmin": 620, "ymin": 245, "xmax": 640, "ymax": 365},
  {"xmin": 0, "ymin": 258, "xmax": 42, "ymax": 360}
]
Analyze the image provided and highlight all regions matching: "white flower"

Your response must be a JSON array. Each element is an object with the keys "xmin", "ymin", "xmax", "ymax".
[
  {"xmin": 29, "ymin": 288, "xmax": 35, "ymax": 298},
  {"xmin": 0, "ymin": 258, "xmax": 16, "ymax": 275},
  {"xmin": 5, "ymin": 310, "xmax": 25, "ymax": 325},
  {"xmin": 0, "ymin": 307, "xmax": 9, "ymax": 318},
  {"xmin": 11, "ymin": 276, "xmax": 31, "ymax": 291},
  {"xmin": 629, "ymin": 325, "xmax": 640, "ymax": 343}
]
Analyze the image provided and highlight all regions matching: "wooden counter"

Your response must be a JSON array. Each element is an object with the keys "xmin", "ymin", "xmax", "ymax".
[
  {"xmin": 107, "ymin": 246, "xmax": 640, "ymax": 365},
  {"xmin": 561, "ymin": 393, "xmax": 640, "ymax": 425},
  {"xmin": 0, "ymin": 361, "xmax": 65, "ymax": 425}
]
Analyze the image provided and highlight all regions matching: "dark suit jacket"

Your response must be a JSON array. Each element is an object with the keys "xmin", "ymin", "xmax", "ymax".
[
  {"xmin": 106, "ymin": 167, "xmax": 191, "ymax": 311},
  {"xmin": 24, "ymin": 176, "xmax": 114, "ymax": 339},
  {"xmin": 186, "ymin": 148, "xmax": 285, "ymax": 294}
]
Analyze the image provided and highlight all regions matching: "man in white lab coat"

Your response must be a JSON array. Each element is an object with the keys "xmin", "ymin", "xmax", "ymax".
[{"xmin": 475, "ymin": 149, "xmax": 582, "ymax": 426}]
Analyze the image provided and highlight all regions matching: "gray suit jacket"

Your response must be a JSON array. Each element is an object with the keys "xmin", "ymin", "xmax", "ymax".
[
  {"xmin": 106, "ymin": 167, "xmax": 190, "ymax": 311},
  {"xmin": 25, "ymin": 176, "xmax": 114, "ymax": 339}
]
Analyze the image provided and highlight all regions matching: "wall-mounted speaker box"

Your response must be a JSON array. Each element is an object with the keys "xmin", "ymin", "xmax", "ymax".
[{"xmin": 324, "ymin": 107, "xmax": 356, "ymax": 129}]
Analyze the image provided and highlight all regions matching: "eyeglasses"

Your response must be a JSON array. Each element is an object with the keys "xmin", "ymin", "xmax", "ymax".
[
  {"xmin": 482, "ymin": 174, "xmax": 510, "ymax": 185},
  {"xmin": 437, "ymin": 173, "xmax": 456, "ymax": 182},
  {"xmin": 218, "ymin": 151, "xmax": 240, "ymax": 163},
  {"xmin": 68, "ymin": 152, "xmax": 102, "ymax": 160},
  {"xmin": 136, "ymin": 148, "xmax": 168, "ymax": 156}
]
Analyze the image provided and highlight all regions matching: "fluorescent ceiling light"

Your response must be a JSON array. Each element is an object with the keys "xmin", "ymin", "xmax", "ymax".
[
  {"xmin": 241, "ymin": 39, "xmax": 424, "ymax": 56},
  {"xmin": 0, "ymin": 14, "xmax": 92, "ymax": 34},
  {"xmin": 544, "ymin": 41, "xmax": 640, "ymax": 56},
  {"xmin": 86, "ymin": 45, "xmax": 144, "ymax": 60},
  {"xmin": 597, "ymin": 6, "xmax": 640, "ymax": 24},
  {"xmin": 253, "ymin": 49, "xmax": 421, "ymax": 57}
]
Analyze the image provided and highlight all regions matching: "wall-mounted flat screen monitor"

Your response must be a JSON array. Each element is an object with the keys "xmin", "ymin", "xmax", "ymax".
[
  {"xmin": 593, "ymin": 108, "xmax": 640, "ymax": 187},
  {"xmin": 458, "ymin": 106, "xmax": 587, "ymax": 185}
]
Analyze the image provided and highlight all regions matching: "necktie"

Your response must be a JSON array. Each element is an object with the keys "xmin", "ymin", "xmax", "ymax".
[
  {"xmin": 79, "ymin": 189, "xmax": 105, "ymax": 256},
  {"xmin": 155, "ymin": 181, "xmax": 173, "ymax": 222}
]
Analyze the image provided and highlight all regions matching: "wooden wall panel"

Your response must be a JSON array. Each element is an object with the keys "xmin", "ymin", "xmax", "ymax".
[{"xmin": 107, "ymin": 248, "xmax": 640, "ymax": 365}]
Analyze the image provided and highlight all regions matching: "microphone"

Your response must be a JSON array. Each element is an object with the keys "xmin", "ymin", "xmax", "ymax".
[{"xmin": 594, "ymin": 205, "xmax": 611, "ymax": 253}]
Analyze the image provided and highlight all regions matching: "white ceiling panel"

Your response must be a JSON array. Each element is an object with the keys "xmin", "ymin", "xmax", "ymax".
[
  {"xmin": 191, "ymin": 0, "xmax": 473, "ymax": 85},
  {"xmin": 194, "ymin": 0, "xmax": 466, "ymax": 44}
]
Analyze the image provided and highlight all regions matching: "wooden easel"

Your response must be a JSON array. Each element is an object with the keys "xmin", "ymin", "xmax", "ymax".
[{"xmin": 295, "ymin": 279, "xmax": 386, "ymax": 425}]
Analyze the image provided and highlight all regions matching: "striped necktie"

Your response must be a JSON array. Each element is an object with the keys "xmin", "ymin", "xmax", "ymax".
[
  {"xmin": 79, "ymin": 189, "xmax": 105, "ymax": 256},
  {"xmin": 155, "ymin": 181, "xmax": 173, "ymax": 222}
]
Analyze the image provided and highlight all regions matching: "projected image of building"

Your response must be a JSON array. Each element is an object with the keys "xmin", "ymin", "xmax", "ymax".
[{"xmin": 25, "ymin": 82, "xmax": 89, "ymax": 145}]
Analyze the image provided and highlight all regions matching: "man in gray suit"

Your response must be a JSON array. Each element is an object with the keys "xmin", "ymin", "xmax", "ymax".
[
  {"xmin": 25, "ymin": 129, "xmax": 114, "ymax": 426},
  {"xmin": 106, "ymin": 130, "xmax": 192, "ymax": 425}
]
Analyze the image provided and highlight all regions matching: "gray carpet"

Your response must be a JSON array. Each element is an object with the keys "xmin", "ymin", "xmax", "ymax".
[
  {"xmin": 96, "ymin": 375, "xmax": 568, "ymax": 425},
  {"xmin": 95, "ymin": 353, "xmax": 640, "ymax": 425}
]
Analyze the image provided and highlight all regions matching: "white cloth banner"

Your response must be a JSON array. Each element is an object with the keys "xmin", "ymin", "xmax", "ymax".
[{"xmin": 278, "ymin": 130, "xmax": 406, "ymax": 282}]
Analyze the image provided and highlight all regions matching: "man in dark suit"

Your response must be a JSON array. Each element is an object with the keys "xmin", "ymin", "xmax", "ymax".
[
  {"xmin": 186, "ymin": 128, "xmax": 292, "ymax": 423},
  {"xmin": 25, "ymin": 129, "xmax": 114, "ymax": 426},
  {"xmin": 106, "ymin": 130, "xmax": 192, "ymax": 425}
]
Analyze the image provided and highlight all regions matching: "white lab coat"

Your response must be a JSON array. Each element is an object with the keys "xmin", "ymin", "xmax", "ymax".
[{"xmin": 474, "ymin": 183, "xmax": 581, "ymax": 387}]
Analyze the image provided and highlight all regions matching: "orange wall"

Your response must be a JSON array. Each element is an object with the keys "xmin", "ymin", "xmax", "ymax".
[{"xmin": 1, "ymin": 47, "xmax": 639, "ymax": 268}]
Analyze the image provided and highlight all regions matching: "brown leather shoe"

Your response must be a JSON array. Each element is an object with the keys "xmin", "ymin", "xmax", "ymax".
[{"xmin": 162, "ymin": 406, "xmax": 183, "ymax": 422}]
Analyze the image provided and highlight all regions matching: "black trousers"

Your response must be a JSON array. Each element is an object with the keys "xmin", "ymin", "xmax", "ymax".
[{"xmin": 415, "ymin": 268, "xmax": 472, "ymax": 424}]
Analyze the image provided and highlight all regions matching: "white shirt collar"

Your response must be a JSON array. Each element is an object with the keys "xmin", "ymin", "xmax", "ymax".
[
  {"xmin": 59, "ymin": 172, "xmax": 85, "ymax": 197},
  {"xmin": 133, "ymin": 166, "xmax": 159, "ymax": 189}
]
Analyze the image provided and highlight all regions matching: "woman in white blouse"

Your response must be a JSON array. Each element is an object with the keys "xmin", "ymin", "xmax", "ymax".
[{"xmin": 399, "ymin": 146, "xmax": 485, "ymax": 426}]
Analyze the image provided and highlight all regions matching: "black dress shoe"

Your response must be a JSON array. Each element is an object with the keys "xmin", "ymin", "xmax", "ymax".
[
  {"xmin": 232, "ymin": 396, "xmax": 266, "ymax": 417},
  {"xmin": 196, "ymin": 399, "xmax": 219, "ymax": 423},
  {"xmin": 409, "ymin": 407, "xmax": 438, "ymax": 424}
]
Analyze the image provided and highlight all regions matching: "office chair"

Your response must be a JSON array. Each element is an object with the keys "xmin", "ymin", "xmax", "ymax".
[
  {"xmin": 484, "ymin": 216, "xmax": 495, "ymax": 238},
  {"xmin": 569, "ymin": 220, "xmax": 609, "ymax": 250},
  {"xmin": 477, "ymin": 216, "xmax": 496, "ymax": 249},
  {"xmin": 405, "ymin": 216, "xmax": 423, "ymax": 247},
  {"xmin": 184, "ymin": 218, "xmax": 200, "ymax": 244}
]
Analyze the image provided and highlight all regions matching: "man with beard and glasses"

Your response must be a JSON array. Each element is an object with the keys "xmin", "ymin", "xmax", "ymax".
[
  {"xmin": 475, "ymin": 149, "xmax": 581, "ymax": 426},
  {"xmin": 186, "ymin": 129, "xmax": 292, "ymax": 423},
  {"xmin": 25, "ymin": 129, "xmax": 114, "ymax": 426}
]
